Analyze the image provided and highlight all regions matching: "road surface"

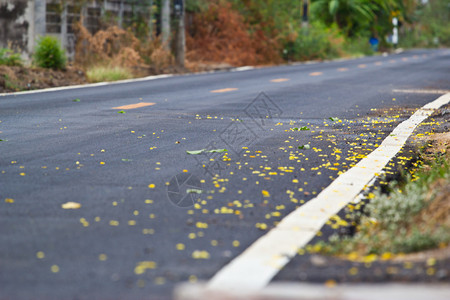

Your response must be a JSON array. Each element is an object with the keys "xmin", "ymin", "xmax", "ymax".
[{"xmin": 1, "ymin": 49, "xmax": 449, "ymax": 299}]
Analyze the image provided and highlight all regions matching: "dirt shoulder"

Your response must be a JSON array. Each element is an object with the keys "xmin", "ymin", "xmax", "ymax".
[{"xmin": 0, "ymin": 65, "xmax": 88, "ymax": 93}]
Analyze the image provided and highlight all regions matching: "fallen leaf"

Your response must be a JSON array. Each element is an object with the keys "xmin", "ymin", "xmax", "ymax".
[
  {"xmin": 61, "ymin": 202, "xmax": 81, "ymax": 209},
  {"xmin": 298, "ymin": 144, "xmax": 311, "ymax": 150},
  {"xmin": 186, "ymin": 188, "xmax": 203, "ymax": 194},
  {"xmin": 329, "ymin": 117, "xmax": 339, "ymax": 121},
  {"xmin": 186, "ymin": 149, "xmax": 228, "ymax": 155},
  {"xmin": 262, "ymin": 190, "xmax": 270, "ymax": 197},
  {"xmin": 73, "ymin": 98, "xmax": 81, "ymax": 102},
  {"xmin": 117, "ymin": 110, "xmax": 126, "ymax": 114},
  {"xmin": 186, "ymin": 149, "xmax": 205, "ymax": 155}
]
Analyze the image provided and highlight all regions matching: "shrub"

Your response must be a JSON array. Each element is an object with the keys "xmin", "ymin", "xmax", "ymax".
[
  {"xmin": 345, "ymin": 36, "xmax": 374, "ymax": 57},
  {"xmin": 86, "ymin": 65, "xmax": 133, "ymax": 83},
  {"xmin": 34, "ymin": 36, "xmax": 66, "ymax": 69},
  {"xmin": 0, "ymin": 48, "xmax": 23, "ymax": 66},
  {"xmin": 283, "ymin": 23, "xmax": 345, "ymax": 61}
]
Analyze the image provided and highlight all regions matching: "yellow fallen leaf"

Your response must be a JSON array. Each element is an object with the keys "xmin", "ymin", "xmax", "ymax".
[
  {"xmin": 61, "ymin": 202, "xmax": 81, "ymax": 209},
  {"xmin": 262, "ymin": 190, "xmax": 270, "ymax": 197}
]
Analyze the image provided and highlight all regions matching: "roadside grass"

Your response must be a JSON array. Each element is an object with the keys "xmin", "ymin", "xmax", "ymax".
[
  {"xmin": 310, "ymin": 140, "xmax": 450, "ymax": 261},
  {"xmin": 86, "ymin": 66, "xmax": 133, "ymax": 83},
  {"xmin": 0, "ymin": 48, "xmax": 23, "ymax": 67}
]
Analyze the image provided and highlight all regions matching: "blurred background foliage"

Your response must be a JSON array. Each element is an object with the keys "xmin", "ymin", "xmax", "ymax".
[
  {"xmin": 182, "ymin": 0, "xmax": 449, "ymax": 65},
  {"xmin": 20, "ymin": 0, "xmax": 447, "ymax": 75}
]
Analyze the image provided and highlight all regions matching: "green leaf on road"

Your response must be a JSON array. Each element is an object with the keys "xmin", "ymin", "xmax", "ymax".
[
  {"xmin": 73, "ymin": 98, "xmax": 81, "ymax": 102},
  {"xmin": 329, "ymin": 117, "xmax": 340, "ymax": 121},
  {"xmin": 0, "ymin": 139, "xmax": 7, "ymax": 142},
  {"xmin": 121, "ymin": 159, "xmax": 132, "ymax": 162},
  {"xmin": 292, "ymin": 127, "xmax": 310, "ymax": 131},
  {"xmin": 186, "ymin": 149, "xmax": 206, "ymax": 155},
  {"xmin": 117, "ymin": 110, "xmax": 126, "ymax": 114},
  {"xmin": 186, "ymin": 189, "xmax": 203, "ymax": 194},
  {"xmin": 298, "ymin": 144, "xmax": 311, "ymax": 150},
  {"xmin": 208, "ymin": 149, "xmax": 227, "ymax": 153},
  {"xmin": 186, "ymin": 149, "xmax": 228, "ymax": 155}
]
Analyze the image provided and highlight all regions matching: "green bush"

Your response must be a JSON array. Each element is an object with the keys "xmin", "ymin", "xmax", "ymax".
[
  {"xmin": 345, "ymin": 36, "xmax": 374, "ymax": 57},
  {"xmin": 0, "ymin": 48, "xmax": 23, "ymax": 66},
  {"xmin": 34, "ymin": 36, "xmax": 66, "ymax": 69},
  {"xmin": 282, "ymin": 23, "xmax": 344, "ymax": 61}
]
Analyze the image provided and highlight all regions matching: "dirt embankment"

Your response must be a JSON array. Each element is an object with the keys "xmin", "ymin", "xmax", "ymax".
[{"xmin": 0, "ymin": 65, "xmax": 88, "ymax": 93}]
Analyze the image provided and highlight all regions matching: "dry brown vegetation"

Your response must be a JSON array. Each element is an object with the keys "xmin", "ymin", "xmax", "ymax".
[
  {"xmin": 74, "ymin": 22, "xmax": 174, "ymax": 76},
  {"xmin": 186, "ymin": 2, "xmax": 280, "ymax": 67}
]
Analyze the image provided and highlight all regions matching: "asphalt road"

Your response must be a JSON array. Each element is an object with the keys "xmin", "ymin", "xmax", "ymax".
[{"xmin": 1, "ymin": 49, "xmax": 449, "ymax": 300}]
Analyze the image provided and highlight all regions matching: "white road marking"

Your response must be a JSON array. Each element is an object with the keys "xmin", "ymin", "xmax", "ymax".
[
  {"xmin": 393, "ymin": 89, "xmax": 450, "ymax": 95},
  {"xmin": 0, "ymin": 74, "xmax": 173, "ymax": 97},
  {"xmin": 0, "ymin": 65, "xmax": 255, "ymax": 97},
  {"xmin": 207, "ymin": 93, "xmax": 450, "ymax": 292},
  {"xmin": 233, "ymin": 66, "xmax": 255, "ymax": 72}
]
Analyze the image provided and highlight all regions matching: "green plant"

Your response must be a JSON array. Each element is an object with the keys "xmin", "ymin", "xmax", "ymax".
[
  {"xmin": 283, "ymin": 22, "xmax": 344, "ymax": 61},
  {"xmin": 86, "ymin": 66, "xmax": 133, "ymax": 83},
  {"xmin": 313, "ymin": 154, "xmax": 450, "ymax": 257},
  {"xmin": 34, "ymin": 36, "xmax": 66, "ymax": 69},
  {"xmin": 0, "ymin": 48, "xmax": 23, "ymax": 66},
  {"xmin": 2, "ymin": 74, "xmax": 21, "ymax": 91},
  {"xmin": 345, "ymin": 36, "xmax": 374, "ymax": 56}
]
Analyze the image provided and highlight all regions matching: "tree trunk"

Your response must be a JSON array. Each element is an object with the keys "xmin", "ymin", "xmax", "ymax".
[{"xmin": 161, "ymin": 0, "xmax": 171, "ymax": 50}]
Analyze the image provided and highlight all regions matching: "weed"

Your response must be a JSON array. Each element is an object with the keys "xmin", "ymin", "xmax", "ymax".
[
  {"xmin": 86, "ymin": 66, "xmax": 133, "ymax": 83},
  {"xmin": 0, "ymin": 48, "xmax": 23, "ymax": 66}
]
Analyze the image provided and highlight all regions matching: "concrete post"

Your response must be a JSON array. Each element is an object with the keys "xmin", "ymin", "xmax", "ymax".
[
  {"xmin": 61, "ymin": 2, "xmax": 68, "ymax": 50},
  {"xmin": 161, "ymin": 0, "xmax": 171, "ymax": 49},
  {"xmin": 118, "ymin": 0, "xmax": 124, "ymax": 28},
  {"xmin": 34, "ymin": 0, "xmax": 46, "ymax": 37}
]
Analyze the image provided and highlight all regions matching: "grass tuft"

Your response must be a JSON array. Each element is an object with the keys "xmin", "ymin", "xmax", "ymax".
[{"xmin": 86, "ymin": 66, "xmax": 133, "ymax": 83}]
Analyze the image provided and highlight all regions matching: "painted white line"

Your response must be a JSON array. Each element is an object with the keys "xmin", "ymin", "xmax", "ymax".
[
  {"xmin": 0, "ymin": 74, "xmax": 173, "ymax": 97},
  {"xmin": 176, "ymin": 283, "xmax": 450, "ymax": 300},
  {"xmin": 208, "ymin": 93, "xmax": 450, "ymax": 292},
  {"xmin": 232, "ymin": 66, "xmax": 255, "ymax": 72},
  {"xmin": 0, "ymin": 65, "xmax": 256, "ymax": 97},
  {"xmin": 393, "ymin": 89, "xmax": 450, "ymax": 95}
]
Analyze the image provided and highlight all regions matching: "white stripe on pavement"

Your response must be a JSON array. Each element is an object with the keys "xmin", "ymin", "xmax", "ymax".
[
  {"xmin": 393, "ymin": 89, "xmax": 450, "ymax": 94},
  {"xmin": 0, "ymin": 74, "xmax": 174, "ymax": 97},
  {"xmin": 207, "ymin": 93, "xmax": 450, "ymax": 292}
]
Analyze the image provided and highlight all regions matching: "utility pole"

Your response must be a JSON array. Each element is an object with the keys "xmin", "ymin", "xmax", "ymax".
[
  {"xmin": 174, "ymin": 0, "xmax": 185, "ymax": 68},
  {"xmin": 161, "ymin": 0, "xmax": 171, "ymax": 50},
  {"xmin": 302, "ymin": 0, "xmax": 309, "ymax": 28}
]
